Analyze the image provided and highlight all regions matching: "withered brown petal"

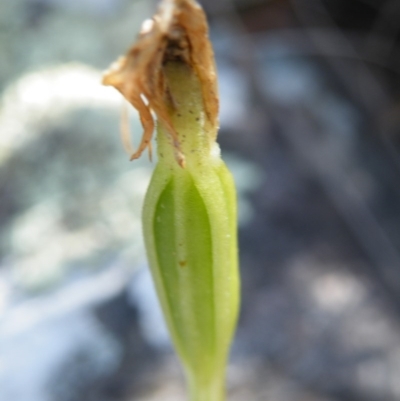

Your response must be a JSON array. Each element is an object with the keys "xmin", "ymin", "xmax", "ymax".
[{"xmin": 102, "ymin": 0, "xmax": 219, "ymax": 165}]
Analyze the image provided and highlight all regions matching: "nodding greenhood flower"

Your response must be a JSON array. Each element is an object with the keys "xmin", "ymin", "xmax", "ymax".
[{"xmin": 102, "ymin": 1, "xmax": 240, "ymax": 400}]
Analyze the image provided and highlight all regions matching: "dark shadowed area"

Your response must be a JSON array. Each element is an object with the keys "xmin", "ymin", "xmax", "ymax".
[{"xmin": 1, "ymin": 0, "xmax": 400, "ymax": 400}]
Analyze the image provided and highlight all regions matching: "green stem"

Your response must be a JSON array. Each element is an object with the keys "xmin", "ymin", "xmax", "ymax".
[{"xmin": 187, "ymin": 370, "xmax": 226, "ymax": 401}]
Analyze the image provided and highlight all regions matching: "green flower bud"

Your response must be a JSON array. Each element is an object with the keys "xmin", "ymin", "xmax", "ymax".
[
  {"xmin": 103, "ymin": 2, "xmax": 240, "ymax": 400},
  {"xmin": 144, "ymin": 62, "xmax": 239, "ymax": 401}
]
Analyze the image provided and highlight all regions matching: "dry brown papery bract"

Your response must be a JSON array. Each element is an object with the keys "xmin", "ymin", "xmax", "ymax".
[{"xmin": 102, "ymin": 0, "xmax": 219, "ymax": 167}]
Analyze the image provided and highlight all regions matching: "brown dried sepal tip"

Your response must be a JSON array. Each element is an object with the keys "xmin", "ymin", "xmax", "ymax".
[{"xmin": 102, "ymin": 0, "xmax": 219, "ymax": 167}]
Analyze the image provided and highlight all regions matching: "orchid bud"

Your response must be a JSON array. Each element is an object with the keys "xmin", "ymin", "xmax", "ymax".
[{"xmin": 103, "ymin": 1, "xmax": 240, "ymax": 400}]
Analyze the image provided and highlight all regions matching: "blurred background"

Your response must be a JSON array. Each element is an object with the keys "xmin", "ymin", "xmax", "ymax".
[{"xmin": 1, "ymin": 0, "xmax": 400, "ymax": 400}]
